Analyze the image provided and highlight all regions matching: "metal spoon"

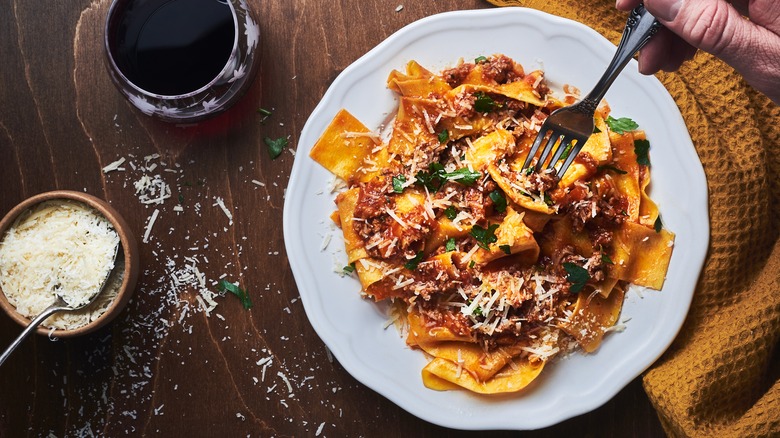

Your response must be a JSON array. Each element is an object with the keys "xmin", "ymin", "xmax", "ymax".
[{"xmin": 0, "ymin": 243, "xmax": 119, "ymax": 367}]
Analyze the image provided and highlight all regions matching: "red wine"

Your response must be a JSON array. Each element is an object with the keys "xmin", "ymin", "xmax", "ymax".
[{"xmin": 108, "ymin": 0, "xmax": 236, "ymax": 96}]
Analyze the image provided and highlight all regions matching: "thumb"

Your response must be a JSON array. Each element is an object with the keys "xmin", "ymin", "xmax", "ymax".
[
  {"xmin": 645, "ymin": 0, "xmax": 780, "ymax": 101},
  {"xmin": 644, "ymin": 0, "xmax": 752, "ymax": 60}
]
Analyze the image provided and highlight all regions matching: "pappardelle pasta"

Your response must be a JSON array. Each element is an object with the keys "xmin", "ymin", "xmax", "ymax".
[{"xmin": 310, "ymin": 55, "xmax": 674, "ymax": 394}]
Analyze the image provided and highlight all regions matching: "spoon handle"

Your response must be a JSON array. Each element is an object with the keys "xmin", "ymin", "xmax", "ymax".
[{"xmin": 0, "ymin": 303, "xmax": 66, "ymax": 367}]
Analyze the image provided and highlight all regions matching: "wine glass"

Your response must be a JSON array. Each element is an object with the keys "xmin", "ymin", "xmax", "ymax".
[{"xmin": 104, "ymin": 0, "xmax": 261, "ymax": 123}]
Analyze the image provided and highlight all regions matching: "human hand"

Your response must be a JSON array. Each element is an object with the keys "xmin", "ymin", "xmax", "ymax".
[{"xmin": 616, "ymin": 0, "xmax": 780, "ymax": 104}]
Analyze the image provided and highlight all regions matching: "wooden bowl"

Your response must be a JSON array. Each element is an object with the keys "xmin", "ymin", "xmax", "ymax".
[{"xmin": 0, "ymin": 191, "xmax": 139, "ymax": 338}]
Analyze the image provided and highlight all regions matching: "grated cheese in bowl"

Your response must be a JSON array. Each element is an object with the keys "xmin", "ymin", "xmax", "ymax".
[{"xmin": 0, "ymin": 200, "xmax": 123, "ymax": 330}]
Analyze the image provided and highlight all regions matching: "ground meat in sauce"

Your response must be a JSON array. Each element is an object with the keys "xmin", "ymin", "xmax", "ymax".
[
  {"xmin": 351, "ymin": 181, "xmax": 436, "ymax": 261},
  {"xmin": 527, "ymin": 170, "xmax": 559, "ymax": 194},
  {"xmin": 480, "ymin": 55, "xmax": 524, "ymax": 84},
  {"xmin": 352, "ymin": 179, "xmax": 392, "ymax": 219},
  {"xmin": 442, "ymin": 63, "xmax": 474, "ymax": 88},
  {"xmin": 416, "ymin": 299, "xmax": 473, "ymax": 337}
]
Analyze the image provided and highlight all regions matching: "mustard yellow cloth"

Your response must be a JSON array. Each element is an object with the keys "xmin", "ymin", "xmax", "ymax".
[{"xmin": 483, "ymin": 1, "xmax": 780, "ymax": 436}]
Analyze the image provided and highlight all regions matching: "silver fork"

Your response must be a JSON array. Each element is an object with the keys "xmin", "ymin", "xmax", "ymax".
[{"xmin": 521, "ymin": 5, "xmax": 661, "ymax": 178}]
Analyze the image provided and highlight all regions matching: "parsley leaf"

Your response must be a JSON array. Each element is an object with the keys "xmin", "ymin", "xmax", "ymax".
[
  {"xmin": 392, "ymin": 175, "xmax": 406, "ymax": 193},
  {"xmin": 470, "ymin": 224, "xmax": 499, "ymax": 250},
  {"xmin": 443, "ymin": 168, "xmax": 481, "ymax": 186},
  {"xmin": 559, "ymin": 142, "xmax": 574, "ymax": 161},
  {"xmin": 563, "ymin": 262, "xmax": 590, "ymax": 294},
  {"xmin": 473, "ymin": 92, "xmax": 496, "ymax": 113},
  {"xmin": 601, "ymin": 253, "xmax": 614, "ymax": 265},
  {"xmin": 444, "ymin": 205, "xmax": 457, "ymax": 220},
  {"xmin": 445, "ymin": 238, "xmax": 456, "ymax": 252},
  {"xmin": 218, "ymin": 279, "xmax": 253, "ymax": 310},
  {"xmin": 598, "ymin": 164, "xmax": 628, "ymax": 175},
  {"xmin": 414, "ymin": 164, "xmax": 481, "ymax": 191},
  {"xmin": 404, "ymin": 251, "xmax": 425, "ymax": 271},
  {"xmin": 489, "ymin": 190, "xmax": 507, "ymax": 213},
  {"xmin": 264, "ymin": 136, "xmax": 288, "ymax": 159},
  {"xmin": 499, "ymin": 244, "xmax": 511, "ymax": 255},
  {"xmin": 473, "ymin": 306, "xmax": 483, "ymax": 316},
  {"xmin": 475, "ymin": 55, "xmax": 488, "ymax": 64},
  {"xmin": 654, "ymin": 216, "xmax": 663, "ymax": 233},
  {"xmin": 415, "ymin": 169, "xmax": 442, "ymax": 191},
  {"xmin": 438, "ymin": 129, "xmax": 449, "ymax": 144},
  {"xmin": 257, "ymin": 108, "xmax": 272, "ymax": 124},
  {"xmin": 634, "ymin": 139, "xmax": 651, "ymax": 166},
  {"xmin": 606, "ymin": 116, "xmax": 639, "ymax": 134}
]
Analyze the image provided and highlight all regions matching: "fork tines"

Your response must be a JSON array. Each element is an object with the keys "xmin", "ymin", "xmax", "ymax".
[{"xmin": 521, "ymin": 123, "xmax": 588, "ymax": 179}]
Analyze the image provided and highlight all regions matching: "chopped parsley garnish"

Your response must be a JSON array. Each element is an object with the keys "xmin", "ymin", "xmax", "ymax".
[
  {"xmin": 475, "ymin": 55, "xmax": 488, "ymax": 64},
  {"xmin": 445, "ymin": 167, "xmax": 481, "ymax": 185},
  {"xmin": 563, "ymin": 262, "xmax": 590, "ymax": 294},
  {"xmin": 178, "ymin": 193, "xmax": 184, "ymax": 203},
  {"xmin": 489, "ymin": 190, "xmax": 507, "ymax": 213},
  {"xmin": 470, "ymin": 224, "xmax": 499, "ymax": 250},
  {"xmin": 469, "ymin": 260, "xmax": 476, "ymax": 268},
  {"xmin": 473, "ymin": 306, "xmax": 484, "ymax": 316},
  {"xmin": 605, "ymin": 116, "xmax": 639, "ymax": 134},
  {"xmin": 438, "ymin": 129, "xmax": 449, "ymax": 144},
  {"xmin": 218, "ymin": 279, "xmax": 253, "ymax": 310},
  {"xmin": 343, "ymin": 264, "xmax": 356, "ymax": 274},
  {"xmin": 257, "ymin": 107, "xmax": 272, "ymax": 123},
  {"xmin": 654, "ymin": 216, "xmax": 663, "ymax": 233},
  {"xmin": 404, "ymin": 251, "xmax": 425, "ymax": 271},
  {"xmin": 559, "ymin": 142, "xmax": 574, "ymax": 161},
  {"xmin": 392, "ymin": 174, "xmax": 407, "ymax": 193},
  {"xmin": 444, "ymin": 205, "xmax": 458, "ymax": 220},
  {"xmin": 601, "ymin": 253, "xmax": 614, "ymax": 265},
  {"xmin": 598, "ymin": 164, "xmax": 628, "ymax": 174},
  {"xmin": 473, "ymin": 91, "xmax": 496, "ymax": 113},
  {"xmin": 634, "ymin": 139, "xmax": 651, "ymax": 166},
  {"xmin": 445, "ymin": 238, "xmax": 456, "ymax": 252},
  {"xmin": 414, "ymin": 163, "xmax": 481, "ymax": 191},
  {"xmin": 264, "ymin": 136, "xmax": 288, "ymax": 159},
  {"xmin": 499, "ymin": 244, "xmax": 511, "ymax": 255}
]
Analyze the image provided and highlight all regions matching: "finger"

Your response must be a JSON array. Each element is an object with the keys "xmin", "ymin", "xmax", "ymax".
[
  {"xmin": 750, "ymin": 0, "xmax": 780, "ymax": 35},
  {"xmin": 636, "ymin": 27, "xmax": 697, "ymax": 74},
  {"xmin": 615, "ymin": 0, "xmax": 641, "ymax": 11},
  {"xmin": 645, "ymin": 0, "xmax": 780, "ymax": 103},
  {"xmin": 643, "ymin": 0, "xmax": 753, "ymax": 61},
  {"xmin": 646, "ymin": 0, "xmax": 780, "ymax": 72}
]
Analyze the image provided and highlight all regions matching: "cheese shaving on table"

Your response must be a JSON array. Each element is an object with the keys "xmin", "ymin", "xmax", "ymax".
[{"xmin": 213, "ymin": 197, "xmax": 234, "ymax": 225}]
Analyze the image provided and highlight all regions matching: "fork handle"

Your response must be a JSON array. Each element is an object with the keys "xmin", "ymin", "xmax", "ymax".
[
  {"xmin": 582, "ymin": 4, "xmax": 661, "ymax": 108},
  {"xmin": 0, "ymin": 303, "xmax": 66, "ymax": 367}
]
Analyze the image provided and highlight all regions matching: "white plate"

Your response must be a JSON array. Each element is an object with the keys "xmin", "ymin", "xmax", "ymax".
[{"xmin": 284, "ymin": 7, "xmax": 708, "ymax": 430}]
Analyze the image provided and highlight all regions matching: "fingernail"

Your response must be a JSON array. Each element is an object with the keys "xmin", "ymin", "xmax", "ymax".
[{"xmin": 649, "ymin": 0, "xmax": 682, "ymax": 22}]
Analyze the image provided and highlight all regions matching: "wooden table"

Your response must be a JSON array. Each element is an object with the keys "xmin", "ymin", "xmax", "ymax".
[{"xmin": 0, "ymin": 0, "xmax": 666, "ymax": 435}]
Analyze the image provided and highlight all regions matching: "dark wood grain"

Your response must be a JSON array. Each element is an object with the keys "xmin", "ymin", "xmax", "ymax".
[{"xmin": 0, "ymin": 0, "xmax": 666, "ymax": 436}]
